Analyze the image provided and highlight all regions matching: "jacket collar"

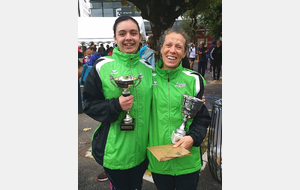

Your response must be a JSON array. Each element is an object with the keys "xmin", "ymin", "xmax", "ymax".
[
  {"xmin": 112, "ymin": 47, "xmax": 140, "ymax": 68},
  {"xmin": 155, "ymin": 59, "xmax": 183, "ymax": 79}
]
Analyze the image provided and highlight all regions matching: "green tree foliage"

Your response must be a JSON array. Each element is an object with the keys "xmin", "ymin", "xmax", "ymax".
[
  {"xmin": 180, "ymin": 0, "xmax": 222, "ymax": 40},
  {"xmin": 199, "ymin": 0, "xmax": 222, "ymax": 40},
  {"xmin": 180, "ymin": 14, "xmax": 201, "ymax": 43}
]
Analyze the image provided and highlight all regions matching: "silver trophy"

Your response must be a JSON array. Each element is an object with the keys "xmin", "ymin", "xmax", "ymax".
[
  {"xmin": 110, "ymin": 74, "xmax": 143, "ymax": 131},
  {"xmin": 171, "ymin": 94, "xmax": 204, "ymax": 144}
]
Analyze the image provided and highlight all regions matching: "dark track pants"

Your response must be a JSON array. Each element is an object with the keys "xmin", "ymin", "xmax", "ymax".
[
  {"xmin": 198, "ymin": 61, "xmax": 207, "ymax": 78},
  {"xmin": 104, "ymin": 159, "xmax": 148, "ymax": 190},
  {"xmin": 152, "ymin": 170, "xmax": 200, "ymax": 190}
]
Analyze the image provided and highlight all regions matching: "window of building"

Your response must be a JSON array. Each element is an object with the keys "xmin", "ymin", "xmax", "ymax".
[
  {"xmin": 91, "ymin": 9, "xmax": 102, "ymax": 17},
  {"xmin": 90, "ymin": 3, "xmax": 102, "ymax": 9},
  {"xmin": 103, "ymin": 9, "xmax": 113, "ymax": 17},
  {"xmin": 112, "ymin": 2, "xmax": 122, "ymax": 7},
  {"xmin": 103, "ymin": 2, "xmax": 113, "ymax": 8}
]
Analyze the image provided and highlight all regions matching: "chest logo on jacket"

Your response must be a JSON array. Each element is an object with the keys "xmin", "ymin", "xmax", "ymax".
[
  {"xmin": 175, "ymin": 82, "xmax": 186, "ymax": 88},
  {"xmin": 152, "ymin": 81, "xmax": 158, "ymax": 86},
  {"xmin": 111, "ymin": 70, "xmax": 118, "ymax": 75}
]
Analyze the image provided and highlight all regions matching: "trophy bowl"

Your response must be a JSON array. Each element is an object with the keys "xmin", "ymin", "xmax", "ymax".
[
  {"xmin": 182, "ymin": 94, "xmax": 204, "ymax": 118},
  {"xmin": 171, "ymin": 94, "xmax": 204, "ymax": 144},
  {"xmin": 109, "ymin": 74, "xmax": 143, "ymax": 131},
  {"xmin": 113, "ymin": 76, "xmax": 138, "ymax": 89}
]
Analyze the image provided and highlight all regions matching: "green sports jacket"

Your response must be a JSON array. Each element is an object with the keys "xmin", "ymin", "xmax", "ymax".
[
  {"xmin": 83, "ymin": 47, "xmax": 153, "ymax": 170},
  {"xmin": 147, "ymin": 60, "xmax": 211, "ymax": 175}
]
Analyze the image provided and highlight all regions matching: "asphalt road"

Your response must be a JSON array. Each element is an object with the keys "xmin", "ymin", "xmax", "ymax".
[{"xmin": 78, "ymin": 63, "xmax": 222, "ymax": 190}]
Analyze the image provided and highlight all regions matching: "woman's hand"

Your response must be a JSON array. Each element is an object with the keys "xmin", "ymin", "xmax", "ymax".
[
  {"xmin": 173, "ymin": 136, "xmax": 194, "ymax": 151},
  {"xmin": 119, "ymin": 95, "xmax": 134, "ymax": 111}
]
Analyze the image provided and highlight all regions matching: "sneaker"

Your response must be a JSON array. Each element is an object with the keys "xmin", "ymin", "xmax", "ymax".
[{"xmin": 97, "ymin": 172, "xmax": 108, "ymax": 182}]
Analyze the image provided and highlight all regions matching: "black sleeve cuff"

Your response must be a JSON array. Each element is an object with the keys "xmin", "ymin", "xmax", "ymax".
[
  {"xmin": 114, "ymin": 97, "xmax": 122, "ymax": 112},
  {"xmin": 188, "ymin": 133, "xmax": 198, "ymax": 146}
]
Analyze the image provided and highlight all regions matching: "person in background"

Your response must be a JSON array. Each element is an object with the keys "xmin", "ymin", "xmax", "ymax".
[
  {"xmin": 106, "ymin": 44, "xmax": 110, "ymax": 53},
  {"xmin": 89, "ymin": 41, "xmax": 95, "ymax": 47},
  {"xmin": 108, "ymin": 47, "xmax": 113, "ymax": 56},
  {"xmin": 188, "ymin": 43, "xmax": 196, "ymax": 70},
  {"xmin": 83, "ymin": 15, "xmax": 153, "ymax": 190},
  {"xmin": 78, "ymin": 60, "xmax": 83, "ymax": 114},
  {"xmin": 78, "ymin": 46, "xmax": 83, "ymax": 58},
  {"xmin": 81, "ymin": 45, "xmax": 87, "ymax": 54},
  {"xmin": 211, "ymin": 40, "xmax": 222, "ymax": 80},
  {"xmin": 98, "ymin": 43, "xmax": 107, "ymax": 55},
  {"xmin": 197, "ymin": 41, "xmax": 208, "ymax": 78},
  {"xmin": 98, "ymin": 46, "xmax": 107, "ymax": 57},
  {"xmin": 141, "ymin": 35, "xmax": 156, "ymax": 70},
  {"xmin": 87, "ymin": 46, "xmax": 101, "ymax": 66},
  {"xmin": 182, "ymin": 54, "xmax": 191, "ymax": 69},
  {"xmin": 139, "ymin": 43, "xmax": 148, "ymax": 58},
  {"xmin": 83, "ymin": 48, "xmax": 92, "ymax": 65},
  {"xmin": 209, "ymin": 40, "xmax": 217, "ymax": 77},
  {"xmin": 139, "ymin": 42, "xmax": 143, "ymax": 51},
  {"xmin": 147, "ymin": 28, "xmax": 211, "ymax": 190}
]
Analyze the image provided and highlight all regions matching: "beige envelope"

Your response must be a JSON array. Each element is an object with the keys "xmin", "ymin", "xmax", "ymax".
[{"xmin": 147, "ymin": 144, "xmax": 192, "ymax": 162}]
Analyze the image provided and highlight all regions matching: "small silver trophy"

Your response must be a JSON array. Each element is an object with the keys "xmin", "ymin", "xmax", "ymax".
[
  {"xmin": 171, "ymin": 94, "xmax": 204, "ymax": 144},
  {"xmin": 110, "ymin": 74, "xmax": 143, "ymax": 131}
]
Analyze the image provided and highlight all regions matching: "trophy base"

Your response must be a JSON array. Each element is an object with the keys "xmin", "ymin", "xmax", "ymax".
[{"xmin": 120, "ymin": 118, "xmax": 135, "ymax": 131}]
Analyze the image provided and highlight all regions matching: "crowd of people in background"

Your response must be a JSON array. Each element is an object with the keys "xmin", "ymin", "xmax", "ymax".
[
  {"xmin": 78, "ymin": 42, "xmax": 116, "ymax": 66},
  {"xmin": 78, "ymin": 39, "xmax": 222, "ymax": 81},
  {"xmin": 187, "ymin": 40, "xmax": 222, "ymax": 80}
]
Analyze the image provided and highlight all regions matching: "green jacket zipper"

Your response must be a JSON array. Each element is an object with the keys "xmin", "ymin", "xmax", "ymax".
[{"xmin": 130, "ymin": 57, "xmax": 139, "ymax": 164}]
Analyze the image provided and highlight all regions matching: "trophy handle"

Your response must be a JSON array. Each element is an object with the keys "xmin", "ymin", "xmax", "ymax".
[
  {"xmin": 132, "ymin": 73, "xmax": 143, "ymax": 90},
  {"xmin": 110, "ymin": 75, "xmax": 119, "ymax": 89}
]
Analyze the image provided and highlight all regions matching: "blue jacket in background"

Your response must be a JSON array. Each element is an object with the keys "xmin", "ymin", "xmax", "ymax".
[
  {"xmin": 87, "ymin": 52, "xmax": 101, "ymax": 66},
  {"xmin": 139, "ymin": 45, "xmax": 148, "ymax": 58},
  {"xmin": 141, "ymin": 48, "xmax": 155, "ymax": 71}
]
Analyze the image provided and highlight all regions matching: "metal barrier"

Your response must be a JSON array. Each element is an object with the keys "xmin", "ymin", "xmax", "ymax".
[{"xmin": 207, "ymin": 99, "xmax": 222, "ymax": 183}]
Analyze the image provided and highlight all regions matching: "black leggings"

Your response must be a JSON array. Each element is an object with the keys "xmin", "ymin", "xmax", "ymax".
[
  {"xmin": 152, "ymin": 170, "xmax": 200, "ymax": 190},
  {"xmin": 104, "ymin": 159, "xmax": 148, "ymax": 190}
]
